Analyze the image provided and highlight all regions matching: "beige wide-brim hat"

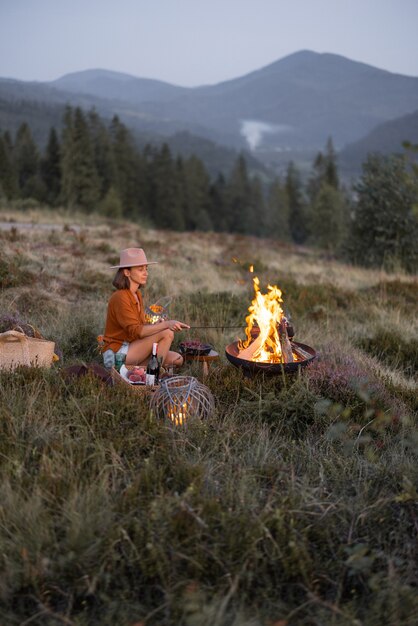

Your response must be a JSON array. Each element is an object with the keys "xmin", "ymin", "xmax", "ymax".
[{"xmin": 110, "ymin": 247, "xmax": 158, "ymax": 269}]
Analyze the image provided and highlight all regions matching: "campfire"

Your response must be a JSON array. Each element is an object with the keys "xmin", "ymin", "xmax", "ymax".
[{"xmin": 225, "ymin": 275, "xmax": 316, "ymax": 375}]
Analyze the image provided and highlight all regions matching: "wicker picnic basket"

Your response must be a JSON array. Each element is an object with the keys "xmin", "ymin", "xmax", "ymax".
[
  {"xmin": 0, "ymin": 329, "xmax": 55, "ymax": 371},
  {"xmin": 110, "ymin": 365, "xmax": 159, "ymax": 394}
]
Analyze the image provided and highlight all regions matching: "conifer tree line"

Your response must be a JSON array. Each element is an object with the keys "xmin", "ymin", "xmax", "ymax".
[
  {"xmin": 0, "ymin": 106, "xmax": 417, "ymax": 271},
  {"xmin": 0, "ymin": 107, "xmax": 350, "ymax": 243}
]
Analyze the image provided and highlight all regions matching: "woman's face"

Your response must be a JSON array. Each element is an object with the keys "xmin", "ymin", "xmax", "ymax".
[{"xmin": 125, "ymin": 264, "xmax": 148, "ymax": 287}]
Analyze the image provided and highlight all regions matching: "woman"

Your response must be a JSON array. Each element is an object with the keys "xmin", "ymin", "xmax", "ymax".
[{"xmin": 102, "ymin": 247, "xmax": 189, "ymax": 369}]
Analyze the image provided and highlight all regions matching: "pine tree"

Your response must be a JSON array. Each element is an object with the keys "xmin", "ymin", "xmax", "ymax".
[
  {"xmin": 266, "ymin": 177, "xmax": 291, "ymax": 241},
  {"xmin": 306, "ymin": 137, "xmax": 350, "ymax": 249},
  {"xmin": 224, "ymin": 155, "xmax": 253, "ymax": 234},
  {"xmin": 149, "ymin": 144, "xmax": 184, "ymax": 230},
  {"xmin": 13, "ymin": 123, "xmax": 41, "ymax": 198},
  {"xmin": 40, "ymin": 127, "xmax": 61, "ymax": 205},
  {"xmin": 61, "ymin": 107, "xmax": 100, "ymax": 211},
  {"xmin": 99, "ymin": 186, "xmax": 123, "ymax": 218},
  {"xmin": 182, "ymin": 155, "xmax": 212, "ymax": 231},
  {"xmin": 310, "ymin": 184, "xmax": 345, "ymax": 252},
  {"xmin": 88, "ymin": 109, "xmax": 116, "ymax": 198},
  {"xmin": 208, "ymin": 174, "xmax": 228, "ymax": 232},
  {"xmin": 249, "ymin": 175, "xmax": 267, "ymax": 237},
  {"xmin": 285, "ymin": 161, "xmax": 307, "ymax": 243},
  {"xmin": 347, "ymin": 154, "xmax": 418, "ymax": 272},
  {"xmin": 307, "ymin": 137, "xmax": 339, "ymax": 204},
  {"xmin": 0, "ymin": 132, "xmax": 17, "ymax": 199},
  {"xmin": 110, "ymin": 115, "xmax": 142, "ymax": 218}
]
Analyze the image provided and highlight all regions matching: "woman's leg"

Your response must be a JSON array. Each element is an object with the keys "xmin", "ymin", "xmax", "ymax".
[
  {"xmin": 164, "ymin": 350, "xmax": 184, "ymax": 367},
  {"xmin": 126, "ymin": 328, "xmax": 174, "ymax": 366}
]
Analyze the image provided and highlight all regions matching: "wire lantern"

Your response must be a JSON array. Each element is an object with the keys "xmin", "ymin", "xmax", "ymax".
[{"xmin": 150, "ymin": 376, "xmax": 215, "ymax": 426}]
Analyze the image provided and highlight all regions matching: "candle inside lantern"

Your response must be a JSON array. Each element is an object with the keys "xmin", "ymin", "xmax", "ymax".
[
  {"xmin": 150, "ymin": 376, "xmax": 215, "ymax": 426},
  {"xmin": 168, "ymin": 402, "xmax": 189, "ymax": 426}
]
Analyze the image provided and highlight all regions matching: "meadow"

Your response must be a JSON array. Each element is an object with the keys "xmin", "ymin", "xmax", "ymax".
[{"xmin": 0, "ymin": 206, "xmax": 417, "ymax": 625}]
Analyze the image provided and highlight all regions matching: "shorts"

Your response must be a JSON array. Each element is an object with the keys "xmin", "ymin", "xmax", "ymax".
[{"xmin": 103, "ymin": 342, "xmax": 129, "ymax": 370}]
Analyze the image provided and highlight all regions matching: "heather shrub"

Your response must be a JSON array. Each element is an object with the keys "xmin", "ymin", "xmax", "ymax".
[
  {"xmin": 283, "ymin": 281, "xmax": 362, "ymax": 321},
  {"xmin": 0, "ymin": 312, "xmax": 39, "ymax": 336},
  {"xmin": 362, "ymin": 279, "xmax": 418, "ymax": 314},
  {"xmin": 0, "ymin": 254, "xmax": 34, "ymax": 289},
  {"xmin": 53, "ymin": 305, "xmax": 103, "ymax": 363},
  {"xmin": 10, "ymin": 288, "xmax": 60, "ymax": 319},
  {"xmin": 357, "ymin": 326, "xmax": 418, "ymax": 378},
  {"xmin": 71, "ymin": 268, "xmax": 109, "ymax": 295},
  {"xmin": 306, "ymin": 344, "xmax": 409, "ymax": 422},
  {"xmin": 0, "ymin": 365, "xmax": 417, "ymax": 625},
  {"xmin": 174, "ymin": 291, "xmax": 249, "ymax": 342},
  {"xmin": 0, "ymin": 208, "xmax": 416, "ymax": 625}
]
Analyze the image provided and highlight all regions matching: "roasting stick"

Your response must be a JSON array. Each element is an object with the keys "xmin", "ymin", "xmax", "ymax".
[{"xmin": 186, "ymin": 325, "xmax": 246, "ymax": 330}]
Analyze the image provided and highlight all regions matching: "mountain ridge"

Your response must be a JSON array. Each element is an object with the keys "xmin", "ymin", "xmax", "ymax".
[
  {"xmin": 52, "ymin": 68, "xmax": 189, "ymax": 104},
  {"xmin": 2, "ymin": 50, "xmax": 418, "ymax": 178},
  {"xmin": 51, "ymin": 50, "xmax": 418, "ymax": 88}
]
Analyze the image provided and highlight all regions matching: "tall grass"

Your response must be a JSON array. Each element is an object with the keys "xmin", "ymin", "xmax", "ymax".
[{"xmin": 0, "ymin": 208, "xmax": 417, "ymax": 624}]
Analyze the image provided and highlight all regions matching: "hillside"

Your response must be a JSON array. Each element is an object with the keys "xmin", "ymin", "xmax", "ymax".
[
  {"xmin": 59, "ymin": 50, "xmax": 418, "ymax": 152},
  {"xmin": 0, "ymin": 205, "xmax": 417, "ymax": 624},
  {"xmin": 339, "ymin": 109, "xmax": 418, "ymax": 175},
  {"xmin": 52, "ymin": 68, "xmax": 189, "ymax": 103},
  {"xmin": 0, "ymin": 81, "xmax": 266, "ymax": 179},
  {"xmin": 2, "ymin": 50, "xmax": 418, "ymax": 177}
]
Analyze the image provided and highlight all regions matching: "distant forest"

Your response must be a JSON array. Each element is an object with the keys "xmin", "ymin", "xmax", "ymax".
[{"xmin": 0, "ymin": 106, "xmax": 417, "ymax": 271}]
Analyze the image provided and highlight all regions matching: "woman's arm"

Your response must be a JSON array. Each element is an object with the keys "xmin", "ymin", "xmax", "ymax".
[{"xmin": 138, "ymin": 319, "xmax": 190, "ymax": 338}]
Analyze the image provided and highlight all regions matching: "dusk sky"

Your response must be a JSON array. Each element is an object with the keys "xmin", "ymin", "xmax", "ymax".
[{"xmin": 1, "ymin": 0, "xmax": 417, "ymax": 85}]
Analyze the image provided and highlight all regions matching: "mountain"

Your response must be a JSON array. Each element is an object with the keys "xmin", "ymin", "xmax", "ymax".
[
  {"xmin": 44, "ymin": 51, "xmax": 418, "ymax": 160},
  {"xmin": 339, "ymin": 109, "xmax": 418, "ymax": 175},
  {"xmin": 0, "ymin": 74, "xmax": 239, "ymax": 150},
  {"xmin": 0, "ymin": 79, "xmax": 267, "ymax": 180},
  {"xmin": 2, "ymin": 50, "xmax": 418, "ymax": 177},
  {"xmin": 0, "ymin": 77, "xmax": 123, "ymax": 145},
  {"xmin": 134, "ymin": 50, "xmax": 418, "ymax": 150},
  {"xmin": 52, "ymin": 69, "xmax": 189, "ymax": 104},
  {"xmin": 0, "ymin": 76, "xmax": 126, "ymax": 151}
]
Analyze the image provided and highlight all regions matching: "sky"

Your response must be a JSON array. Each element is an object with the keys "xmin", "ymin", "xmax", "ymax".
[{"xmin": 0, "ymin": 0, "xmax": 417, "ymax": 86}]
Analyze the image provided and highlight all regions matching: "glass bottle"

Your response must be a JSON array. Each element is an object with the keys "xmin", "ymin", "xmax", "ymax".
[
  {"xmin": 146, "ymin": 342, "xmax": 160, "ymax": 386},
  {"xmin": 115, "ymin": 352, "xmax": 126, "ymax": 372}
]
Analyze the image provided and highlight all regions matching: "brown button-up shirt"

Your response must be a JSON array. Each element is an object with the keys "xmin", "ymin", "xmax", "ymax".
[{"xmin": 103, "ymin": 289, "xmax": 146, "ymax": 352}]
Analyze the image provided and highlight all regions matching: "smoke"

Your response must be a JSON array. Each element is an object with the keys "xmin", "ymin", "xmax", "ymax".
[{"xmin": 240, "ymin": 119, "xmax": 292, "ymax": 150}]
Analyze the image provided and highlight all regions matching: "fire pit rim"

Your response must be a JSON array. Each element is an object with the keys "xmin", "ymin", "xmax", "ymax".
[{"xmin": 225, "ymin": 340, "xmax": 317, "ymax": 375}]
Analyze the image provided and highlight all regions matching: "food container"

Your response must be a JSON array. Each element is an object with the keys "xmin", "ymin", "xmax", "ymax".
[{"xmin": 179, "ymin": 341, "xmax": 213, "ymax": 357}]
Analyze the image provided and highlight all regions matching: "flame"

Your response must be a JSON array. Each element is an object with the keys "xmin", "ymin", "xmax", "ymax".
[
  {"xmin": 238, "ymin": 276, "xmax": 300, "ymax": 363},
  {"xmin": 168, "ymin": 402, "xmax": 188, "ymax": 426}
]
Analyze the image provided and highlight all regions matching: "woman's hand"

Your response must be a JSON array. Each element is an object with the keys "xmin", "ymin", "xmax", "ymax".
[{"xmin": 166, "ymin": 320, "xmax": 190, "ymax": 332}]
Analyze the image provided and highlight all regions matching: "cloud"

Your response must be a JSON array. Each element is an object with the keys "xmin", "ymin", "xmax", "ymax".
[{"xmin": 240, "ymin": 119, "xmax": 293, "ymax": 150}]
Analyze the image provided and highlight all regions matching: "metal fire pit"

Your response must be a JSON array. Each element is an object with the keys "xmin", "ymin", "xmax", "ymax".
[{"xmin": 225, "ymin": 340, "xmax": 317, "ymax": 376}]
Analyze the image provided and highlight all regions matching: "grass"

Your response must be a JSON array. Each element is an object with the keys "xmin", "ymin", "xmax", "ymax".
[{"xmin": 0, "ymin": 206, "xmax": 417, "ymax": 625}]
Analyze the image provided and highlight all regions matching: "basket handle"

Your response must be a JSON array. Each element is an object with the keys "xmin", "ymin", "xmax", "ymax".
[
  {"xmin": 13, "ymin": 324, "xmax": 44, "ymax": 339},
  {"xmin": 0, "ymin": 330, "xmax": 31, "ymax": 365},
  {"xmin": 26, "ymin": 323, "xmax": 44, "ymax": 339}
]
